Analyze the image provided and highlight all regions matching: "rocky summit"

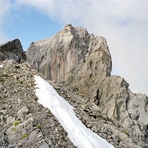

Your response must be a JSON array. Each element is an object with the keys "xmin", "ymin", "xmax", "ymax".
[
  {"xmin": 0, "ymin": 24, "xmax": 147, "ymax": 148},
  {"xmin": 0, "ymin": 39, "xmax": 26, "ymax": 62}
]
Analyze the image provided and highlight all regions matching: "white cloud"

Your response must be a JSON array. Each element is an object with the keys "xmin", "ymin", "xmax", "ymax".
[
  {"xmin": 0, "ymin": 0, "xmax": 10, "ymax": 19},
  {"xmin": 15, "ymin": 0, "xmax": 148, "ymax": 94},
  {"xmin": 0, "ymin": 0, "xmax": 12, "ymax": 43},
  {"xmin": 1, "ymin": 0, "xmax": 148, "ymax": 95}
]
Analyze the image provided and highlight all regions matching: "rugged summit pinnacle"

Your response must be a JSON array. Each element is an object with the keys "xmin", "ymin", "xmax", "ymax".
[{"xmin": 26, "ymin": 24, "xmax": 112, "ymax": 83}]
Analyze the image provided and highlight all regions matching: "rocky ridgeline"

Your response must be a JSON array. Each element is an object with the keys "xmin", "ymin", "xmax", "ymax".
[
  {"xmin": 0, "ymin": 39, "xmax": 26, "ymax": 62},
  {"xmin": 27, "ymin": 24, "xmax": 148, "ymax": 147}
]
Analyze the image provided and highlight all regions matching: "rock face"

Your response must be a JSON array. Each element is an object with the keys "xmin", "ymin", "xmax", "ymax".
[
  {"xmin": 27, "ymin": 24, "xmax": 148, "ymax": 147},
  {"xmin": 0, "ymin": 39, "xmax": 26, "ymax": 62},
  {"xmin": 26, "ymin": 24, "xmax": 112, "ymax": 82}
]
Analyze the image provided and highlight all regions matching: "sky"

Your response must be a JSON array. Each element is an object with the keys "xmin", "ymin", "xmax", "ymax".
[
  {"xmin": 0, "ymin": 0, "xmax": 148, "ymax": 95},
  {"xmin": 34, "ymin": 75, "xmax": 114, "ymax": 148}
]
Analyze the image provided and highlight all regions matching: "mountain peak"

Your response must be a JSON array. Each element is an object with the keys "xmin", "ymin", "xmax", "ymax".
[
  {"xmin": 26, "ymin": 24, "xmax": 148, "ymax": 147},
  {"xmin": 27, "ymin": 24, "xmax": 112, "ymax": 82},
  {"xmin": 60, "ymin": 24, "xmax": 89, "ymax": 39}
]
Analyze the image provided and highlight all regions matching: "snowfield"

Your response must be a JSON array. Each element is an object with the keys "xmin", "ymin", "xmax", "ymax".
[
  {"xmin": 0, "ymin": 65, "xmax": 3, "ymax": 68},
  {"xmin": 34, "ymin": 75, "xmax": 114, "ymax": 148}
]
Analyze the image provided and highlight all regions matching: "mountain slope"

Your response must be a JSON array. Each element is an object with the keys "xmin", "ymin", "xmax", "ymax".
[
  {"xmin": 34, "ymin": 75, "xmax": 114, "ymax": 148},
  {"xmin": 0, "ymin": 60, "xmax": 74, "ymax": 147},
  {"xmin": 0, "ymin": 59, "xmax": 140, "ymax": 148}
]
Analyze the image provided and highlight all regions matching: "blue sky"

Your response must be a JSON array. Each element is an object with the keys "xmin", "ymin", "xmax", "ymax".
[
  {"xmin": 0, "ymin": 0, "xmax": 148, "ymax": 95},
  {"xmin": 1, "ymin": 4, "xmax": 63, "ymax": 50}
]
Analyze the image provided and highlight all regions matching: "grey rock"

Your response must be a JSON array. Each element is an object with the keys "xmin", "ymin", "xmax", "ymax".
[
  {"xmin": 26, "ymin": 24, "xmax": 112, "ymax": 83},
  {"xmin": 17, "ymin": 106, "xmax": 29, "ymax": 120},
  {"xmin": 39, "ymin": 142, "xmax": 49, "ymax": 148},
  {"xmin": 0, "ymin": 39, "xmax": 26, "ymax": 62},
  {"xmin": 6, "ymin": 116, "xmax": 15, "ymax": 125}
]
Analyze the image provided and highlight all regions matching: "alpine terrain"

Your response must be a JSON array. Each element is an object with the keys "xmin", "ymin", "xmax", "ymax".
[{"xmin": 0, "ymin": 24, "xmax": 147, "ymax": 148}]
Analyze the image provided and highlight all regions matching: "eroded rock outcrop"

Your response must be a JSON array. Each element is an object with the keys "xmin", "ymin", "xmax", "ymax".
[
  {"xmin": 26, "ymin": 24, "xmax": 148, "ymax": 147},
  {"xmin": 0, "ymin": 39, "xmax": 26, "ymax": 62}
]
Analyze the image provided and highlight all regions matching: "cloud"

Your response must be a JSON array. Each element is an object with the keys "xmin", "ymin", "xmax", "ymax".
[
  {"xmin": 0, "ymin": 0, "xmax": 12, "ymax": 43},
  {"xmin": 0, "ymin": 0, "xmax": 10, "ymax": 19},
  {"xmin": 1, "ymin": 0, "xmax": 148, "ymax": 95}
]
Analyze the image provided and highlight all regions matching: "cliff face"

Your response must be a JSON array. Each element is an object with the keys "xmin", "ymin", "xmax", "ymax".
[
  {"xmin": 26, "ymin": 24, "xmax": 148, "ymax": 147},
  {"xmin": 0, "ymin": 60, "xmax": 75, "ymax": 147},
  {"xmin": 26, "ymin": 24, "xmax": 112, "ymax": 83}
]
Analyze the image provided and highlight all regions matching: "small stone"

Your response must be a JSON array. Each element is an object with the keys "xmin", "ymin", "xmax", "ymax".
[{"xmin": 7, "ymin": 116, "xmax": 15, "ymax": 125}]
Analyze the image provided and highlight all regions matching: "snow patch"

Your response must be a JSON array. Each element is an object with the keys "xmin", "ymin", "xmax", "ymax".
[
  {"xmin": 0, "ymin": 65, "xmax": 3, "ymax": 68},
  {"xmin": 34, "ymin": 75, "xmax": 114, "ymax": 148}
]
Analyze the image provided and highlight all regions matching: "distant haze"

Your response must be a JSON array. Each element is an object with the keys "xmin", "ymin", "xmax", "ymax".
[{"xmin": 0, "ymin": 0, "xmax": 148, "ymax": 95}]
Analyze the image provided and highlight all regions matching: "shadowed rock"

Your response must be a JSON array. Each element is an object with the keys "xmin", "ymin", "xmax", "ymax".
[{"xmin": 0, "ymin": 39, "xmax": 26, "ymax": 62}]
